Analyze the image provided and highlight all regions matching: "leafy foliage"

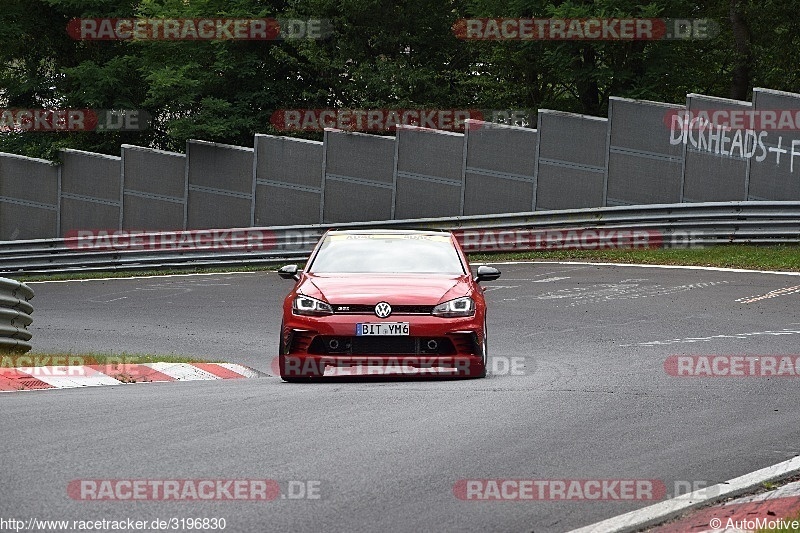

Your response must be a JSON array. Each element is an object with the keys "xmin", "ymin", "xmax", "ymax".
[{"xmin": 0, "ymin": 0, "xmax": 797, "ymax": 159}]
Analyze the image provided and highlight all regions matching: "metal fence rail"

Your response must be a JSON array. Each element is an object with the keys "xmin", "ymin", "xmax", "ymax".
[
  {"xmin": 0, "ymin": 278, "xmax": 34, "ymax": 352},
  {"xmin": 1, "ymin": 201, "xmax": 799, "ymax": 276}
]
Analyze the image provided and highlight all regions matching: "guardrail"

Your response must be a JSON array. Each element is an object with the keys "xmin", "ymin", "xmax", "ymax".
[
  {"xmin": 1, "ymin": 201, "xmax": 799, "ymax": 277},
  {"xmin": 0, "ymin": 278, "xmax": 34, "ymax": 352}
]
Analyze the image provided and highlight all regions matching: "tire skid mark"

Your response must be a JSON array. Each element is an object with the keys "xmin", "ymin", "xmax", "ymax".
[
  {"xmin": 621, "ymin": 326, "xmax": 800, "ymax": 347},
  {"xmin": 525, "ymin": 280, "xmax": 730, "ymax": 306},
  {"xmin": 736, "ymin": 285, "xmax": 800, "ymax": 304}
]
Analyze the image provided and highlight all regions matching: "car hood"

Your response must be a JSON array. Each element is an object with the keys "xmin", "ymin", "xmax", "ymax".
[{"xmin": 298, "ymin": 274, "xmax": 472, "ymax": 305}]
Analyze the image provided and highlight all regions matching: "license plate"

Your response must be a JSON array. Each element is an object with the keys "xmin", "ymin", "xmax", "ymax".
[{"xmin": 356, "ymin": 322, "xmax": 410, "ymax": 336}]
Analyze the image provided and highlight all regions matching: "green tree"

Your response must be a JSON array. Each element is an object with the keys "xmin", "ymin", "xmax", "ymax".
[{"xmin": 1, "ymin": 0, "xmax": 799, "ymax": 161}]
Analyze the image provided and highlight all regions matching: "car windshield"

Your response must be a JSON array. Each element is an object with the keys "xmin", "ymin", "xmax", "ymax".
[{"xmin": 308, "ymin": 233, "xmax": 465, "ymax": 274}]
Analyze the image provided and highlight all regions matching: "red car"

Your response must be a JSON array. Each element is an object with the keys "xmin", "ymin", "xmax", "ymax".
[{"xmin": 277, "ymin": 229, "xmax": 501, "ymax": 381}]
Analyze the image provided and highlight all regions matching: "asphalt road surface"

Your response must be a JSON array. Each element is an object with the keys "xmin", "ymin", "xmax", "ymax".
[{"xmin": 2, "ymin": 262, "xmax": 799, "ymax": 532}]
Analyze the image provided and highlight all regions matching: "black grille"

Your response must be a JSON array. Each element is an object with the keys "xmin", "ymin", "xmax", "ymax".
[
  {"xmin": 289, "ymin": 330, "xmax": 315, "ymax": 353},
  {"xmin": 308, "ymin": 336, "xmax": 457, "ymax": 355},
  {"xmin": 331, "ymin": 304, "xmax": 434, "ymax": 315},
  {"xmin": 352, "ymin": 336, "xmax": 416, "ymax": 354},
  {"xmin": 449, "ymin": 333, "xmax": 480, "ymax": 355}
]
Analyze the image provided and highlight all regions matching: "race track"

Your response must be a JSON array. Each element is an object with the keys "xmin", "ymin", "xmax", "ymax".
[{"xmin": 2, "ymin": 262, "xmax": 799, "ymax": 532}]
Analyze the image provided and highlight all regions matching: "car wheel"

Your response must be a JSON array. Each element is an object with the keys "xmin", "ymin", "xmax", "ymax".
[
  {"xmin": 477, "ymin": 316, "xmax": 488, "ymax": 378},
  {"xmin": 279, "ymin": 353, "xmax": 304, "ymax": 382},
  {"xmin": 278, "ymin": 322, "xmax": 298, "ymax": 382}
]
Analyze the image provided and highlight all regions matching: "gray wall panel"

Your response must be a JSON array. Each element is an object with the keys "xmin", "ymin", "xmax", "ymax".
[
  {"xmin": 186, "ymin": 190, "xmax": 252, "ymax": 230},
  {"xmin": 122, "ymin": 145, "xmax": 186, "ymax": 198},
  {"xmin": 610, "ymin": 97, "xmax": 686, "ymax": 155},
  {"xmin": 59, "ymin": 149, "xmax": 121, "ymax": 235},
  {"xmin": 122, "ymin": 194, "xmax": 185, "ymax": 230},
  {"xmin": 538, "ymin": 111, "xmax": 607, "ymax": 167},
  {"xmin": 60, "ymin": 197, "xmax": 120, "ymax": 234},
  {"xmin": 0, "ymin": 203, "xmax": 58, "ymax": 240},
  {"xmin": 322, "ymin": 130, "xmax": 395, "ymax": 223},
  {"xmin": 748, "ymin": 88, "xmax": 800, "ymax": 200},
  {"xmin": 464, "ymin": 172, "xmax": 536, "ymax": 214},
  {"xmin": 464, "ymin": 121, "xmax": 538, "ymax": 176},
  {"xmin": 536, "ymin": 165, "xmax": 606, "ymax": 210},
  {"xmin": 323, "ymin": 180, "xmax": 394, "ymax": 222},
  {"xmin": 535, "ymin": 110, "xmax": 607, "ymax": 210},
  {"xmin": 606, "ymin": 97, "xmax": 685, "ymax": 205},
  {"xmin": 0, "ymin": 153, "xmax": 59, "ymax": 204},
  {"xmin": 256, "ymin": 134, "xmax": 323, "ymax": 189},
  {"xmin": 186, "ymin": 140, "xmax": 254, "ymax": 229},
  {"xmin": 394, "ymin": 126, "xmax": 464, "ymax": 219},
  {"xmin": 256, "ymin": 185, "xmax": 322, "ymax": 226},
  {"xmin": 681, "ymin": 94, "xmax": 750, "ymax": 202},
  {"xmin": 0, "ymin": 153, "xmax": 59, "ymax": 239},
  {"xmin": 61, "ymin": 149, "xmax": 121, "ymax": 201},
  {"xmin": 121, "ymin": 145, "xmax": 186, "ymax": 230},
  {"xmin": 186, "ymin": 140, "xmax": 253, "ymax": 194},
  {"xmin": 607, "ymin": 153, "xmax": 683, "ymax": 205},
  {"xmin": 255, "ymin": 134, "xmax": 323, "ymax": 226},
  {"xmin": 683, "ymin": 151, "xmax": 749, "ymax": 201},
  {"xmin": 463, "ymin": 120, "xmax": 537, "ymax": 215},
  {"xmin": 324, "ymin": 130, "xmax": 395, "ymax": 185},
  {"xmin": 395, "ymin": 126, "xmax": 464, "ymax": 181},
  {"xmin": 395, "ymin": 176, "xmax": 462, "ymax": 219}
]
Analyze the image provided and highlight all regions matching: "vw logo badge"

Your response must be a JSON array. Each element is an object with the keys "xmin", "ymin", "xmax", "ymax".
[{"xmin": 374, "ymin": 302, "xmax": 392, "ymax": 318}]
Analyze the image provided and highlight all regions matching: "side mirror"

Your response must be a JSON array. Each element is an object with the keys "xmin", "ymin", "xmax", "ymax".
[
  {"xmin": 278, "ymin": 264, "xmax": 301, "ymax": 281},
  {"xmin": 475, "ymin": 265, "xmax": 501, "ymax": 283}
]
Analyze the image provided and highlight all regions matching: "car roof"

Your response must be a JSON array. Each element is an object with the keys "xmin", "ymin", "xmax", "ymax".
[{"xmin": 325, "ymin": 229, "xmax": 451, "ymax": 236}]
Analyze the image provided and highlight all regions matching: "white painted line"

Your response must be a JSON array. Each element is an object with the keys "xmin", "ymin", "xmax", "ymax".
[
  {"xmin": 567, "ymin": 455, "xmax": 800, "ymax": 533},
  {"xmin": 26, "ymin": 271, "xmax": 262, "ymax": 284},
  {"xmin": 24, "ymin": 260, "xmax": 800, "ymax": 285},
  {"xmin": 144, "ymin": 362, "xmax": 220, "ymax": 381},
  {"xmin": 488, "ymin": 260, "xmax": 800, "ymax": 276}
]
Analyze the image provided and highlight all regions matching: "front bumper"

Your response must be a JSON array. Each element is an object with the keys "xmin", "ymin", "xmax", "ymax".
[{"xmin": 280, "ymin": 313, "xmax": 485, "ymax": 378}]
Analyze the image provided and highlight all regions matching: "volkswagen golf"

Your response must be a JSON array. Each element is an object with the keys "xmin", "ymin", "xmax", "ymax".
[{"xmin": 276, "ymin": 229, "xmax": 500, "ymax": 381}]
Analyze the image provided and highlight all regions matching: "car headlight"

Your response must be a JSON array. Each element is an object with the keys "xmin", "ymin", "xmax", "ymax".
[
  {"xmin": 293, "ymin": 295, "xmax": 333, "ymax": 316},
  {"xmin": 432, "ymin": 296, "xmax": 475, "ymax": 317}
]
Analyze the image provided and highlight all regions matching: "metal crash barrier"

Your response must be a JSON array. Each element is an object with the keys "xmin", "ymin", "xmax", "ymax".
[
  {"xmin": 0, "ymin": 278, "xmax": 34, "ymax": 353},
  {"xmin": 0, "ymin": 201, "xmax": 798, "ymax": 276}
]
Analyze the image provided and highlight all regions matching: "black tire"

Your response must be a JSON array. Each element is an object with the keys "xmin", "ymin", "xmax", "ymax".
[
  {"xmin": 279, "ymin": 353, "xmax": 309, "ymax": 382},
  {"xmin": 476, "ymin": 316, "xmax": 488, "ymax": 378},
  {"xmin": 278, "ymin": 323, "xmax": 294, "ymax": 382}
]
